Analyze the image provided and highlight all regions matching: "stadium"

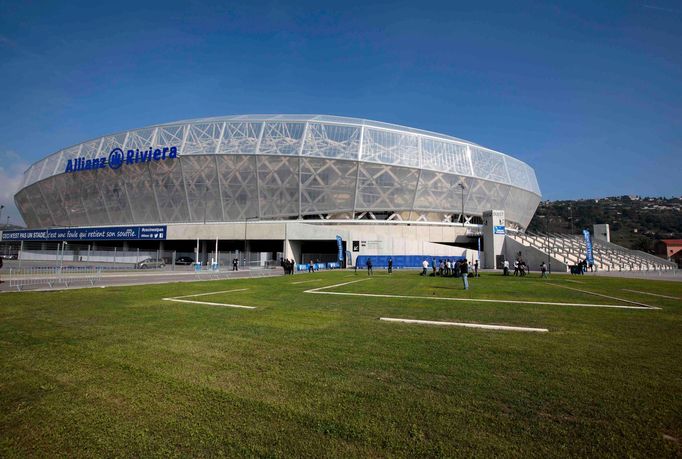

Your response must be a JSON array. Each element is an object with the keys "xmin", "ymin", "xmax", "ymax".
[{"xmin": 10, "ymin": 114, "xmax": 545, "ymax": 268}]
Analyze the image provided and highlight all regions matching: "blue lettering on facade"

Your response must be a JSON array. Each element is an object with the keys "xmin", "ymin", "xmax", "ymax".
[{"xmin": 64, "ymin": 146, "xmax": 179, "ymax": 173}]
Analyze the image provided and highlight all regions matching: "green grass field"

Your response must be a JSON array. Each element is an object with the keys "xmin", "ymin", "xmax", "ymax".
[{"xmin": 1, "ymin": 271, "xmax": 681, "ymax": 457}]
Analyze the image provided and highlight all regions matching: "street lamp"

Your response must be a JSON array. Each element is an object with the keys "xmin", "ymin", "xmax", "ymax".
[
  {"xmin": 0, "ymin": 205, "xmax": 4, "ymax": 224},
  {"xmin": 458, "ymin": 183, "xmax": 466, "ymax": 226},
  {"xmin": 545, "ymin": 206, "xmax": 551, "ymax": 274}
]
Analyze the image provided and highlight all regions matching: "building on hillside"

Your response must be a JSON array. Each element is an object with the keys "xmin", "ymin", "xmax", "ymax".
[{"xmin": 655, "ymin": 239, "xmax": 682, "ymax": 267}]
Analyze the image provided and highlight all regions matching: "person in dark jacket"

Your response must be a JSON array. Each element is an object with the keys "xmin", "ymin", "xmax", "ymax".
[{"xmin": 460, "ymin": 259, "xmax": 469, "ymax": 290}]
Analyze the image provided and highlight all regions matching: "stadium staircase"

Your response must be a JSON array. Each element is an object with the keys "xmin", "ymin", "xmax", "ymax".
[{"xmin": 507, "ymin": 231, "xmax": 676, "ymax": 272}]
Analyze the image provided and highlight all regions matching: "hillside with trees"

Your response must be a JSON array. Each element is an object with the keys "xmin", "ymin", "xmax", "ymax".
[{"xmin": 527, "ymin": 196, "xmax": 682, "ymax": 253}]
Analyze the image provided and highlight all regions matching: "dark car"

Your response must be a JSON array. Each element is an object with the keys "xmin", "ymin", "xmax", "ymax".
[
  {"xmin": 136, "ymin": 258, "xmax": 165, "ymax": 269},
  {"xmin": 175, "ymin": 256, "xmax": 194, "ymax": 265}
]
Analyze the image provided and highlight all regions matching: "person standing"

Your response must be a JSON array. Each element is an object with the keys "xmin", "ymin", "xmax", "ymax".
[
  {"xmin": 540, "ymin": 261, "xmax": 548, "ymax": 278},
  {"xmin": 366, "ymin": 258, "xmax": 373, "ymax": 276},
  {"xmin": 503, "ymin": 259, "xmax": 509, "ymax": 276},
  {"xmin": 421, "ymin": 259, "xmax": 428, "ymax": 276},
  {"xmin": 474, "ymin": 260, "xmax": 479, "ymax": 277},
  {"xmin": 308, "ymin": 260, "xmax": 314, "ymax": 273},
  {"xmin": 387, "ymin": 257, "xmax": 393, "ymax": 274},
  {"xmin": 460, "ymin": 259, "xmax": 469, "ymax": 290}
]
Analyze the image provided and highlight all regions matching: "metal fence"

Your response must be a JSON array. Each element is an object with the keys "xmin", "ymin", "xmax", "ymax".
[{"xmin": 9, "ymin": 267, "xmax": 102, "ymax": 291}]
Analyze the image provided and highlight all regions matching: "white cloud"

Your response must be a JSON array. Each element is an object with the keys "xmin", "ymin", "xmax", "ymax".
[{"xmin": 0, "ymin": 150, "xmax": 30, "ymax": 227}]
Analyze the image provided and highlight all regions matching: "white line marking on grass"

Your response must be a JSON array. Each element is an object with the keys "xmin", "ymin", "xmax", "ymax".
[
  {"xmin": 545, "ymin": 283, "xmax": 659, "ymax": 309},
  {"xmin": 622, "ymin": 289, "xmax": 681, "ymax": 300},
  {"xmin": 562, "ymin": 279, "xmax": 585, "ymax": 284},
  {"xmin": 380, "ymin": 317, "xmax": 549, "ymax": 333},
  {"xmin": 306, "ymin": 290, "xmax": 654, "ymax": 310},
  {"xmin": 291, "ymin": 279, "xmax": 321, "ymax": 285},
  {"xmin": 169, "ymin": 288, "xmax": 248, "ymax": 299},
  {"xmin": 162, "ymin": 288, "xmax": 255, "ymax": 309},
  {"xmin": 163, "ymin": 298, "xmax": 256, "ymax": 309},
  {"xmin": 304, "ymin": 278, "xmax": 370, "ymax": 293}
]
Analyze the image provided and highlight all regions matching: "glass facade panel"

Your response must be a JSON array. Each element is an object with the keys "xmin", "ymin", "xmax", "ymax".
[
  {"xmin": 121, "ymin": 163, "xmax": 160, "ymax": 224},
  {"xmin": 97, "ymin": 168, "xmax": 134, "ymax": 224},
  {"xmin": 413, "ymin": 170, "xmax": 466, "ymax": 212},
  {"xmin": 258, "ymin": 122, "xmax": 305, "ymax": 156},
  {"xmin": 79, "ymin": 169, "xmax": 110, "ymax": 225},
  {"xmin": 217, "ymin": 155, "xmax": 259, "ymax": 221},
  {"xmin": 356, "ymin": 164, "xmax": 419, "ymax": 210},
  {"xmin": 301, "ymin": 123, "xmax": 360, "ymax": 160},
  {"xmin": 218, "ymin": 122, "xmax": 262, "ymax": 155},
  {"xmin": 180, "ymin": 155, "xmax": 222, "ymax": 222},
  {"xmin": 471, "ymin": 147, "xmax": 510, "ymax": 184},
  {"xmin": 157, "ymin": 125, "xmax": 186, "ymax": 151},
  {"xmin": 151, "ymin": 157, "xmax": 190, "ymax": 223},
  {"xmin": 258, "ymin": 156, "xmax": 299, "ymax": 217},
  {"xmin": 421, "ymin": 139, "xmax": 471, "ymax": 175},
  {"xmin": 38, "ymin": 175, "xmax": 71, "ymax": 226},
  {"xmin": 125, "ymin": 128, "xmax": 156, "ymax": 152},
  {"xmin": 361, "ymin": 128, "xmax": 420, "ymax": 167},
  {"xmin": 300, "ymin": 157, "xmax": 357, "ymax": 214},
  {"xmin": 183, "ymin": 123, "xmax": 223, "ymax": 156}
]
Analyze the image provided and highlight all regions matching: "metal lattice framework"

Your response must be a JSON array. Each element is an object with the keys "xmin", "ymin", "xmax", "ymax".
[{"xmin": 15, "ymin": 115, "xmax": 542, "ymax": 229}]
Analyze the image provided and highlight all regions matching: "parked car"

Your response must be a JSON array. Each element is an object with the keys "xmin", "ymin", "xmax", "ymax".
[
  {"xmin": 136, "ymin": 258, "xmax": 165, "ymax": 269},
  {"xmin": 175, "ymin": 256, "xmax": 195, "ymax": 265}
]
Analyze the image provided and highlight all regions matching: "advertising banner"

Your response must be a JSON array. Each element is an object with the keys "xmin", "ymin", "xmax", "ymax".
[
  {"xmin": 1, "ymin": 225, "xmax": 167, "ymax": 241},
  {"xmin": 336, "ymin": 235, "xmax": 343, "ymax": 261},
  {"xmin": 582, "ymin": 229, "xmax": 594, "ymax": 265},
  {"xmin": 493, "ymin": 225, "xmax": 506, "ymax": 235}
]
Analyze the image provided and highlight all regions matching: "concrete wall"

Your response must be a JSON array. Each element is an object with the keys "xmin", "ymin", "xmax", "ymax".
[{"xmin": 504, "ymin": 236, "xmax": 568, "ymax": 273}]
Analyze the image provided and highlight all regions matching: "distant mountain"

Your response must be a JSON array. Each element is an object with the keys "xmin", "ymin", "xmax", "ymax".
[{"xmin": 527, "ymin": 196, "xmax": 682, "ymax": 253}]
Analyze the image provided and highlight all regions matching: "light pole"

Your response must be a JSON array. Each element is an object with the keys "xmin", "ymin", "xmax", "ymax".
[
  {"xmin": 458, "ymin": 183, "xmax": 466, "ymax": 226},
  {"xmin": 0, "ymin": 205, "xmax": 4, "ymax": 225}
]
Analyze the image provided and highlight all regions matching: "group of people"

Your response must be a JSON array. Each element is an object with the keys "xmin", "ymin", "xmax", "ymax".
[
  {"xmin": 280, "ymin": 258, "xmax": 296, "ymax": 275},
  {"xmin": 572, "ymin": 258, "xmax": 594, "ymax": 274},
  {"xmin": 501, "ymin": 257, "xmax": 549, "ymax": 278},
  {"xmin": 420, "ymin": 258, "xmax": 475, "ymax": 290}
]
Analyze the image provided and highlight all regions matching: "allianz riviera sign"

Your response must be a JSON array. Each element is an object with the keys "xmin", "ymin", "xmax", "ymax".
[{"xmin": 64, "ymin": 146, "xmax": 180, "ymax": 173}]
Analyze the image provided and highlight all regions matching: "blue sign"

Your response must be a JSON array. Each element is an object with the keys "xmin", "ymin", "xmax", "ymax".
[
  {"xmin": 582, "ymin": 229, "xmax": 594, "ymax": 265},
  {"xmin": 1, "ymin": 225, "xmax": 167, "ymax": 241},
  {"xmin": 494, "ymin": 225, "xmax": 506, "ymax": 235},
  {"xmin": 336, "ymin": 235, "xmax": 343, "ymax": 262},
  {"xmin": 64, "ymin": 146, "xmax": 179, "ymax": 173}
]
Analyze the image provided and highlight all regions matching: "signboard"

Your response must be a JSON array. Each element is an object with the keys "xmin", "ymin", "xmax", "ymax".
[
  {"xmin": 335, "ymin": 235, "xmax": 343, "ymax": 261},
  {"xmin": 352, "ymin": 241, "xmax": 360, "ymax": 252},
  {"xmin": 65, "ymin": 146, "xmax": 179, "ymax": 173},
  {"xmin": 582, "ymin": 229, "xmax": 594, "ymax": 265},
  {"xmin": 493, "ymin": 225, "xmax": 506, "ymax": 235},
  {"xmin": 1, "ymin": 225, "xmax": 167, "ymax": 241}
]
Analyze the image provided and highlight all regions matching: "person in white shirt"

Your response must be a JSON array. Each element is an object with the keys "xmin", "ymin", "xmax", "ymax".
[{"xmin": 421, "ymin": 259, "xmax": 428, "ymax": 276}]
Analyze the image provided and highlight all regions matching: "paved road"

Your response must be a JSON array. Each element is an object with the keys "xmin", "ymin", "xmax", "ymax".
[{"xmin": 0, "ymin": 266, "xmax": 285, "ymax": 292}]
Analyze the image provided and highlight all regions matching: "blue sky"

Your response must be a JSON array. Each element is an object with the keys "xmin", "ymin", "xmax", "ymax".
[{"xmin": 0, "ymin": 0, "xmax": 680, "ymax": 225}]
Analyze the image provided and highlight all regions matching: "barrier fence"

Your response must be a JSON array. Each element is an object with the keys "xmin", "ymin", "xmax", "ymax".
[{"xmin": 9, "ymin": 267, "xmax": 102, "ymax": 291}]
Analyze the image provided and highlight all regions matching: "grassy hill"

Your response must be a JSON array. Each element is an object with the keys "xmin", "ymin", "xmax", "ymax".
[{"xmin": 527, "ymin": 196, "xmax": 682, "ymax": 252}]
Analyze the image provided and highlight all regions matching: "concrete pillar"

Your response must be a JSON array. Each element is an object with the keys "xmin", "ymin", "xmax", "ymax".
[
  {"xmin": 593, "ymin": 224, "xmax": 610, "ymax": 243},
  {"xmin": 482, "ymin": 210, "xmax": 506, "ymax": 269}
]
